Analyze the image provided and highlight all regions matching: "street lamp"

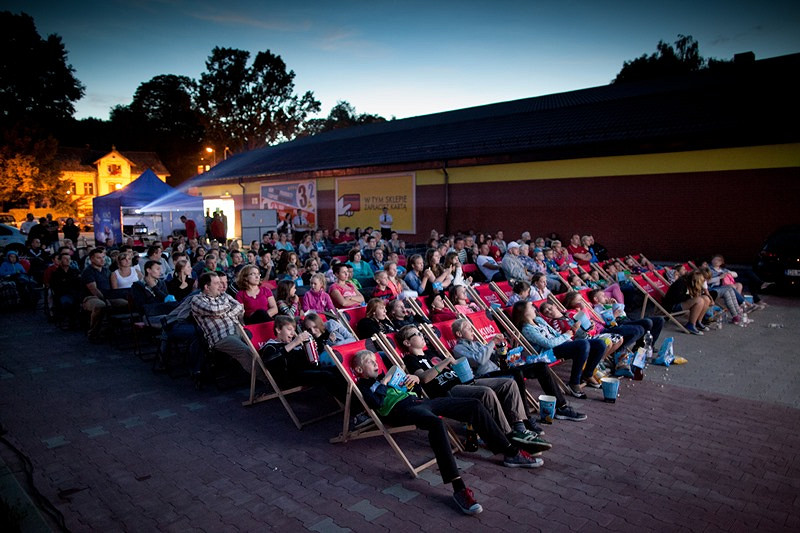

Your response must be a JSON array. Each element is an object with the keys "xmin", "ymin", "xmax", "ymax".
[
  {"xmin": 205, "ymin": 147, "xmax": 216, "ymax": 166},
  {"xmin": 223, "ymin": 146, "xmax": 231, "ymax": 160}
]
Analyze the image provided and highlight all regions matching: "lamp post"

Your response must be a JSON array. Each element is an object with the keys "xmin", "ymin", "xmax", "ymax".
[
  {"xmin": 223, "ymin": 146, "xmax": 231, "ymax": 160},
  {"xmin": 205, "ymin": 146, "xmax": 216, "ymax": 166}
]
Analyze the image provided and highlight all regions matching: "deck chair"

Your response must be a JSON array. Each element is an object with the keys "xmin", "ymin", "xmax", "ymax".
[
  {"xmin": 336, "ymin": 305, "xmax": 368, "ymax": 338},
  {"xmin": 491, "ymin": 281, "xmax": 513, "ymax": 304},
  {"xmin": 326, "ymin": 339, "xmax": 455, "ymax": 478},
  {"xmin": 470, "ymin": 283, "xmax": 505, "ymax": 308},
  {"xmin": 629, "ymin": 275, "xmax": 691, "ymax": 334},
  {"xmin": 239, "ymin": 323, "xmax": 342, "ymax": 429}
]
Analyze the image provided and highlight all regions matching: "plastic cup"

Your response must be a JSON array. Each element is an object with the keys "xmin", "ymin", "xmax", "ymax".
[
  {"xmin": 538, "ymin": 395, "xmax": 556, "ymax": 423},
  {"xmin": 451, "ymin": 357, "xmax": 474, "ymax": 384},
  {"xmin": 601, "ymin": 377, "xmax": 620, "ymax": 403}
]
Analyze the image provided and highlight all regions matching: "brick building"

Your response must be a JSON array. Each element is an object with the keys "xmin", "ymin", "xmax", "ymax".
[{"xmin": 185, "ymin": 52, "xmax": 800, "ymax": 262}]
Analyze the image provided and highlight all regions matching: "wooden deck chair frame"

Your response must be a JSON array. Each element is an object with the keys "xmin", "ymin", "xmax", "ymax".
[
  {"xmin": 326, "ymin": 340, "xmax": 458, "ymax": 478},
  {"xmin": 237, "ymin": 324, "xmax": 342, "ymax": 430},
  {"xmin": 628, "ymin": 275, "xmax": 691, "ymax": 334},
  {"xmin": 490, "ymin": 281, "xmax": 513, "ymax": 305},
  {"xmin": 335, "ymin": 306, "xmax": 366, "ymax": 339},
  {"xmin": 467, "ymin": 285, "xmax": 570, "ymax": 398}
]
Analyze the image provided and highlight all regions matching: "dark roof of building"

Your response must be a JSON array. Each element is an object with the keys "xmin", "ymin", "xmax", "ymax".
[
  {"xmin": 58, "ymin": 147, "xmax": 170, "ymax": 175},
  {"xmin": 188, "ymin": 53, "xmax": 800, "ymax": 186}
]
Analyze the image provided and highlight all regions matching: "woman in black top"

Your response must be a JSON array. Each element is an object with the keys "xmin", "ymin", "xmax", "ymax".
[
  {"xmin": 167, "ymin": 258, "xmax": 194, "ymax": 302},
  {"xmin": 357, "ymin": 298, "xmax": 396, "ymax": 339}
]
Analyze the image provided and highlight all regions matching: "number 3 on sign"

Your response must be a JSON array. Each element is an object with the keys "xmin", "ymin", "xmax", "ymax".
[{"xmin": 297, "ymin": 183, "xmax": 315, "ymax": 209}]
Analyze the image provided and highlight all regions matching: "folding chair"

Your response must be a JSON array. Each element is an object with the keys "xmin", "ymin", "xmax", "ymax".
[
  {"xmin": 326, "ymin": 339, "xmax": 451, "ymax": 478},
  {"xmin": 239, "ymin": 323, "xmax": 342, "ymax": 429},
  {"xmin": 490, "ymin": 281, "xmax": 513, "ymax": 304},
  {"xmin": 461, "ymin": 262, "xmax": 479, "ymax": 278},
  {"xmin": 629, "ymin": 275, "xmax": 691, "ymax": 334},
  {"xmin": 470, "ymin": 283, "xmax": 505, "ymax": 308},
  {"xmin": 336, "ymin": 305, "xmax": 368, "ymax": 338}
]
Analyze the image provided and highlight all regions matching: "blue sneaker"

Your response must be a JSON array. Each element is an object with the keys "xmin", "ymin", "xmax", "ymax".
[{"xmin": 685, "ymin": 323, "xmax": 704, "ymax": 336}]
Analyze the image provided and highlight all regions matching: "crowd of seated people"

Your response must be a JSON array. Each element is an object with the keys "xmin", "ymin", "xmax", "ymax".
[{"xmin": 2, "ymin": 221, "xmax": 776, "ymax": 516}]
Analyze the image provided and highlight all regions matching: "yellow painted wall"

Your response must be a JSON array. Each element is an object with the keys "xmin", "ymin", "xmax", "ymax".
[{"xmin": 416, "ymin": 143, "xmax": 800, "ymax": 186}]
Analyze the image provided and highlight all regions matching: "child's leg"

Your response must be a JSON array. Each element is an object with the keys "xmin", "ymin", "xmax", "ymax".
[
  {"xmin": 425, "ymin": 397, "xmax": 514, "ymax": 456},
  {"xmin": 450, "ymin": 384, "xmax": 513, "ymax": 434},
  {"xmin": 386, "ymin": 402, "xmax": 460, "ymax": 484}
]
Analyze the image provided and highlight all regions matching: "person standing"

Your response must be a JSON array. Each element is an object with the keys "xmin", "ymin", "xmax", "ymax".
[
  {"xmin": 19, "ymin": 213, "xmax": 37, "ymax": 234},
  {"xmin": 62, "ymin": 218, "xmax": 81, "ymax": 244},
  {"xmin": 181, "ymin": 215, "xmax": 199, "ymax": 240},
  {"xmin": 379, "ymin": 207, "xmax": 393, "ymax": 241}
]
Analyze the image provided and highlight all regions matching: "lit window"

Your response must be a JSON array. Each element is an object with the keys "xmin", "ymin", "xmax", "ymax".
[
  {"xmin": 84, "ymin": 183, "xmax": 94, "ymax": 195},
  {"xmin": 108, "ymin": 164, "xmax": 121, "ymax": 175}
]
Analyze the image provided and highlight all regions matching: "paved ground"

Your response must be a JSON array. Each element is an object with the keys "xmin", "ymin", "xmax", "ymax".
[{"xmin": 1, "ymin": 295, "xmax": 799, "ymax": 532}]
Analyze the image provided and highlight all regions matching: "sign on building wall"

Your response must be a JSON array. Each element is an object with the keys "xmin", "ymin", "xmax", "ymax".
[
  {"xmin": 335, "ymin": 174, "xmax": 415, "ymax": 233},
  {"xmin": 260, "ymin": 180, "xmax": 317, "ymax": 230}
]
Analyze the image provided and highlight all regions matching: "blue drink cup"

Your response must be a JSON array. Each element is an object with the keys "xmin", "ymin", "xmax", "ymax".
[
  {"xmin": 601, "ymin": 377, "xmax": 620, "ymax": 403},
  {"xmin": 452, "ymin": 357, "xmax": 474, "ymax": 384},
  {"xmin": 538, "ymin": 395, "xmax": 556, "ymax": 423}
]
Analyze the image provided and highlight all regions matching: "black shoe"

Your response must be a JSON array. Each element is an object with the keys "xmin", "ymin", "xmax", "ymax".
[
  {"xmin": 350, "ymin": 412, "xmax": 372, "ymax": 430},
  {"xmin": 524, "ymin": 417, "xmax": 545, "ymax": 436},
  {"xmin": 568, "ymin": 384, "xmax": 587, "ymax": 399},
  {"xmin": 555, "ymin": 405, "xmax": 587, "ymax": 421}
]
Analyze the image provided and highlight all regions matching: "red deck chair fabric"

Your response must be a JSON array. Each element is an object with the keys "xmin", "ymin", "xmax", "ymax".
[
  {"xmin": 260, "ymin": 280, "xmax": 277, "ymax": 291},
  {"xmin": 396, "ymin": 255, "xmax": 407, "ymax": 267},
  {"xmin": 414, "ymin": 297, "xmax": 431, "ymax": 317},
  {"xmin": 329, "ymin": 340, "xmax": 375, "ymax": 381},
  {"xmin": 338, "ymin": 305, "xmax": 368, "ymax": 333},
  {"xmin": 632, "ymin": 275, "xmax": 662, "ymax": 303},
  {"xmin": 464, "ymin": 310, "xmax": 503, "ymax": 343},
  {"xmin": 462, "ymin": 263, "xmax": 478, "ymax": 276},
  {"xmin": 472, "ymin": 284, "xmax": 504, "ymax": 307},
  {"xmin": 244, "ymin": 321, "xmax": 277, "ymax": 351},
  {"xmin": 530, "ymin": 298, "xmax": 548, "ymax": 309},
  {"xmin": 493, "ymin": 281, "xmax": 513, "ymax": 299},
  {"xmin": 644, "ymin": 271, "xmax": 669, "ymax": 296},
  {"xmin": 425, "ymin": 318, "xmax": 460, "ymax": 351}
]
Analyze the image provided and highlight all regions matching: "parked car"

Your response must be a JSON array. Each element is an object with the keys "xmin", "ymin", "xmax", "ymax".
[
  {"xmin": 0, "ymin": 223, "xmax": 27, "ymax": 253},
  {"xmin": 0, "ymin": 213, "xmax": 18, "ymax": 228},
  {"xmin": 753, "ymin": 224, "xmax": 800, "ymax": 289}
]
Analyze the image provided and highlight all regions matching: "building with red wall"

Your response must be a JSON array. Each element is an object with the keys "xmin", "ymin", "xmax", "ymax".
[{"xmin": 186, "ymin": 52, "xmax": 799, "ymax": 263}]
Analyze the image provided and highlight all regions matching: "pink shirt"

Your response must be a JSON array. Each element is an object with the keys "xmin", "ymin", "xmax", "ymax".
[
  {"xmin": 302, "ymin": 289, "xmax": 336, "ymax": 314},
  {"xmin": 236, "ymin": 286, "xmax": 274, "ymax": 317},
  {"xmin": 329, "ymin": 282, "xmax": 359, "ymax": 308}
]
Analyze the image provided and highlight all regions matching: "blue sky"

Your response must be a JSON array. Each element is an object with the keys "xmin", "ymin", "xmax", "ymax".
[{"xmin": 11, "ymin": 0, "xmax": 800, "ymax": 121}]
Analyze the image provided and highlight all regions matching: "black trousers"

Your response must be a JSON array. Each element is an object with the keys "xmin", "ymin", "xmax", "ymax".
[{"xmin": 385, "ymin": 396, "xmax": 512, "ymax": 483}]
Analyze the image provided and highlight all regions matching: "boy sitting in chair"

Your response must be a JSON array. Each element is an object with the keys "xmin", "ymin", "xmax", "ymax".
[{"xmin": 353, "ymin": 350, "xmax": 541, "ymax": 516}]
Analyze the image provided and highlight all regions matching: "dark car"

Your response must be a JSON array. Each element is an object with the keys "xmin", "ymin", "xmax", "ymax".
[{"xmin": 753, "ymin": 225, "xmax": 800, "ymax": 289}]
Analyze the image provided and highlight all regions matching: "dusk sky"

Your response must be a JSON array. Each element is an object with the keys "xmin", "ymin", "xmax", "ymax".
[{"xmin": 9, "ymin": 1, "xmax": 800, "ymax": 121}]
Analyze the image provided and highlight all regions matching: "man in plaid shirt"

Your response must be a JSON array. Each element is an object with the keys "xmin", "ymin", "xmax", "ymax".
[{"xmin": 192, "ymin": 271, "xmax": 251, "ymax": 373}]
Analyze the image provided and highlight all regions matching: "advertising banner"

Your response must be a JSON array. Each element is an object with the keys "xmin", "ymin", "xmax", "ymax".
[
  {"xmin": 260, "ymin": 180, "xmax": 317, "ymax": 230},
  {"xmin": 335, "ymin": 174, "xmax": 415, "ymax": 233}
]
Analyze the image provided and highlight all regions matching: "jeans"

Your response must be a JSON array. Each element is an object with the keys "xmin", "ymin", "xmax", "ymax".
[
  {"xmin": 603, "ymin": 324, "xmax": 645, "ymax": 351},
  {"xmin": 385, "ymin": 396, "xmax": 513, "ymax": 484},
  {"xmin": 552, "ymin": 339, "xmax": 607, "ymax": 386},
  {"xmin": 621, "ymin": 317, "xmax": 665, "ymax": 344}
]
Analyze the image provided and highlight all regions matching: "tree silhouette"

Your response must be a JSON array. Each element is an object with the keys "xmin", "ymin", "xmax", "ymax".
[
  {"xmin": 613, "ymin": 35, "xmax": 730, "ymax": 84},
  {"xmin": 195, "ymin": 47, "xmax": 320, "ymax": 152}
]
